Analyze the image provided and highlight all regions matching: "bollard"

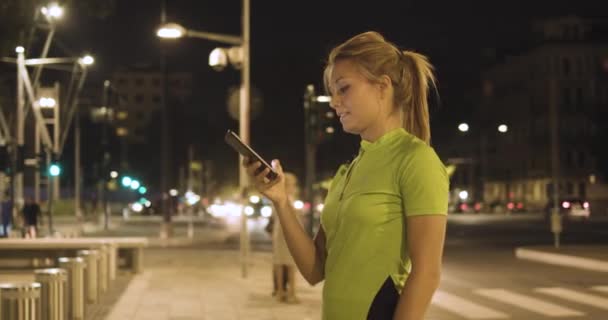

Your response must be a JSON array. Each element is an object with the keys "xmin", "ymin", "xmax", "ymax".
[
  {"xmin": 58, "ymin": 257, "xmax": 85, "ymax": 320},
  {"xmin": 0, "ymin": 282, "xmax": 41, "ymax": 320},
  {"xmin": 35, "ymin": 268, "xmax": 67, "ymax": 320},
  {"xmin": 77, "ymin": 250, "xmax": 99, "ymax": 304},
  {"xmin": 97, "ymin": 245, "xmax": 109, "ymax": 293},
  {"xmin": 106, "ymin": 243, "xmax": 117, "ymax": 281}
]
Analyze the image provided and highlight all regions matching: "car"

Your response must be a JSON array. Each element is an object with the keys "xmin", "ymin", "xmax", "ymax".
[{"xmin": 545, "ymin": 198, "xmax": 590, "ymax": 221}]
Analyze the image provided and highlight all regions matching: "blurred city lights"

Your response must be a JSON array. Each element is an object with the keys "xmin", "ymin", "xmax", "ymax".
[
  {"xmin": 130, "ymin": 180, "xmax": 140, "ymax": 190},
  {"xmin": 80, "ymin": 55, "xmax": 94, "ymax": 66},
  {"xmin": 169, "ymin": 189, "xmax": 178, "ymax": 197},
  {"xmin": 459, "ymin": 190, "xmax": 469, "ymax": 201},
  {"xmin": 244, "ymin": 206, "xmax": 255, "ymax": 216},
  {"xmin": 38, "ymin": 97, "xmax": 56, "ymax": 108},
  {"xmin": 41, "ymin": 3, "xmax": 63, "ymax": 19},
  {"xmin": 15, "ymin": 46, "xmax": 24, "ymax": 54},
  {"xmin": 249, "ymin": 195, "xmax": 260, "ymax": 204},
  {"xmin": 110, "ymin": 171, "xmax": 118, "ymax": 179},
  {"xmin": 261, "ymin": 206, "xmax": 272, "ymax": 217},
  {"xmin": 293, "ymin": 200, "xmax": 304, "ymax": 210},
  {"xmin": 458, "ymin": 123, "xmax": 469, "ymax": 132},
  {"xmin": 498, "ymin": 124, "xmax": 508, "ymax": 133},
  {"xmin": 157, "ymin": 23, "xmax": 185, "ymax": 39}
]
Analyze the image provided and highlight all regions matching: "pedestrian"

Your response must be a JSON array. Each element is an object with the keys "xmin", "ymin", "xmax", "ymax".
[
  {"xmin": 265, "ymin": 214, "xmax": 289, "ymax": 298},
  {"xmin": 22, "ymin": 196, "xmax": 41, "ymax": 238},
  {"xmin": 271, "ymin": 172, "xmax": 301, "ymax": 303},
  {"xmin": 243, "ymin": 31, "xmax": 449, "ymax": 319},
  {"xmin": 1, "ymin": 191, "xmax": 13, "ymax": 238}
]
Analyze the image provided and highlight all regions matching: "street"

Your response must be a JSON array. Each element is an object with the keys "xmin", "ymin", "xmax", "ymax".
[{"xmin": 84, "ymin": 213, "xmax": 608, "ymax": 319}]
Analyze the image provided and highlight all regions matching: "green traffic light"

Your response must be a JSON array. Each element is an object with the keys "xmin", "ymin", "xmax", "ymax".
[
  {"xmin": 121, "ymin": 176, "xmax": 132, "ymax": 187},
  {"xmin": 138, "ymin": 186, "xmax": 147, "ymax": 194},
  {"xmin": 49, "ymin": 164, "xmax": 61, "ymax": 177}
]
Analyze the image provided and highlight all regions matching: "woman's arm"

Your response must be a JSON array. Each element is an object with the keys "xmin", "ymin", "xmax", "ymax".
[{"xmin": 393, "ymin": 215, "xmax": 446, "ymax": 320}]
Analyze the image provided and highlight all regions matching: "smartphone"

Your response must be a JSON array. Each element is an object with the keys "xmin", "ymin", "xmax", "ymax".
[{"xmin": 224, "ymin": 130, "xmax": 278, "ymax": 181}]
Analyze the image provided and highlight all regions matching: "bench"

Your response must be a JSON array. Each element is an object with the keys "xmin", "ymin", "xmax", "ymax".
[{"xmin": 0, "ymin": 237, "xmax": 147, "ymax": 274}]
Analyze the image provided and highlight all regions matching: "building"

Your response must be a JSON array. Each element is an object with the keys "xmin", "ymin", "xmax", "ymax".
[
  {"xmin": 478, "ymin": 16, "xmax": 608, "ymax": 213},
  {"xmin": 111, "ymin": 66, "xmax": 193, "ymax": 143}
]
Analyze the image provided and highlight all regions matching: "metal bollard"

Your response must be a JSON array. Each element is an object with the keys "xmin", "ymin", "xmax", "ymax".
[
  {"xmin": 58, "ymin": 257, "xmax": 85, "ymax": 320},
  {"xmin": 77, "ymin": 250, "xmax": 99, "ymax": 304},
  {"xmin": 106, "ymin": 243, "xmax": 117, "ymax": 281},
  {"xmin": 34, "ymin": 268, "xmax": 67, "ymax": 320},
  {"xmin": 0, "ymin": 282, "xmax": 41, "ymax": 320},
  {"xmin": 97, "ymin": 245, "xmax": 109, "ymax": 293}
]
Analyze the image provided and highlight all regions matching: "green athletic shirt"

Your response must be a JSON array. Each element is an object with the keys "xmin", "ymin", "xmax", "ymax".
[{"xmin": 320, "ymin": 128, "xmax": 449, "ymax": 319}]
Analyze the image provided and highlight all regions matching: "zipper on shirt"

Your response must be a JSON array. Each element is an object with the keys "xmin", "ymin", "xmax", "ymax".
[{"xmin": 339, "ymin": 151, "xmax": 363, "ymax": 201}]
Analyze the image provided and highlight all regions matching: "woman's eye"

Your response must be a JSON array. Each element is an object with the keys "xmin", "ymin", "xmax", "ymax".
[{"xmin": 338, "ymin": 85, "xmax": 350, "ymax": 94}]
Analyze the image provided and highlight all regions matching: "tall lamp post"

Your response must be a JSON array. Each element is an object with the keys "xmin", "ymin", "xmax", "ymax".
[{"xmin": 157, "ymin": 0, "xmax": 251, "ymax": 277}]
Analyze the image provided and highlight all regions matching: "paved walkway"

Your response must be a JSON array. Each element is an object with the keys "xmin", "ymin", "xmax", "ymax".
[{"xmin": 102, "ymin": 248, "xmax": 323, "ymax": 320}]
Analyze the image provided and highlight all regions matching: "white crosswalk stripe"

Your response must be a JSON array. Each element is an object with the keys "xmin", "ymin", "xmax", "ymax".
[
  {"xmin": 536, "ymin": 287, "xmax": 608, "ymax": 310},
  {"xmin": 591, "ymin": 286, "xmax": 608, "ymax": 294},
  {"xmin": 432, "ymin": 290, "xmax": 509, "ymax": 319},
  {"xmin": 474, "ymin": 288, "xmax": 585, "ymax": 317}
]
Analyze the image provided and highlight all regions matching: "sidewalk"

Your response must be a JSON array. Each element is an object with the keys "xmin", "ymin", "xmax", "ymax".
[
  {"xmin": 515, "ymin": 245, "xmax": 608, "ymax": 273},
  {"xmin": 98, "ymin": 248, "xmax": 323, "ymax": 320}
]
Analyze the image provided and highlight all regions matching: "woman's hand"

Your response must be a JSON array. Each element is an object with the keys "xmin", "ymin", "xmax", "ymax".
[{"xmin": 242, "ymin": 157, "xmax": 287, "ymax": 205}]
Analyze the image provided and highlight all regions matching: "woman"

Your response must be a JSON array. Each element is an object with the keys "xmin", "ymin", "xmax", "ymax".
[{"xmin": 244, "ymin": 31, "xmax": 448, "ymax": 320}]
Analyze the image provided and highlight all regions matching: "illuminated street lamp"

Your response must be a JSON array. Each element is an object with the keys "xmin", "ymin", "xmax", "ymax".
[
  {"xmin": 458, "ymin": 123, "xmax": 469, "ymax": 133},
  {"xmin": 41, "ymin": 3, "xmax": 64, "ymax": 20},
  {"xmin": 156, "ymin": 0, "xmax": 252, "ymax": 278}
]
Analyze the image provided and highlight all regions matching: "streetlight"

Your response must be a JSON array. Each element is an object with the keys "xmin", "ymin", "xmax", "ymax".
[
  {"xmin": 458, "ymin": 123, "xmax": 469, "ymax": 133},
  {"xmin": 156, "ymin": 0, "xmax": 251, "ymax": 277},
  {"xmin": 41, "ymin": 3, "xmax": 64, "ymax": 20},
  {"xmin": 498, "ymin": 124, "xmax": 508, "ymax": 133}
]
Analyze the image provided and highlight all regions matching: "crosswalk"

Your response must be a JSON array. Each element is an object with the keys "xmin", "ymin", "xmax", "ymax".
[{"xmin": 430, "ymin": 285, "xmax": 608, "ymax": 319}]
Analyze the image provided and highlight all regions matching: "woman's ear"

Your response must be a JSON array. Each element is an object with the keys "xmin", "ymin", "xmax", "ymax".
[{"xmin": 377, "ymin": 75, "xmax": 393, "ymax": 100}]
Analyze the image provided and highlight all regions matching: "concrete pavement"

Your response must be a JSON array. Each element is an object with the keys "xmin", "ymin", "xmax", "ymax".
[{"xmin": 98, "ymin": 248, "xmax": 323, "ymax": 320}]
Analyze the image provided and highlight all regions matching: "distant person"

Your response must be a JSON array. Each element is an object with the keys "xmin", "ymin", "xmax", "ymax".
[
  {"xmin": 22, "ymin": 197, "xmax": 41, "ymax": 238},
  {"xmin": 264, "ymin": 214, "xmax": 288, "ymax": 298},
  {"xmin": 244, "ymin": 31, "xmax": 448, "ymax": 319},
  {"xmin": 271, "ymin": 172, "xmax": 301, "ymax": 303},
  {"xmin": 1, "ymin": 192, "xmax": 13, "ymax": 238}
]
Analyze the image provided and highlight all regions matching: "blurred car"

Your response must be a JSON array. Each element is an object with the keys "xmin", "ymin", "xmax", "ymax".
[
  {"xmin": 488, "ymin": 200, "xmax": 527, "ymax": 214},
  {"xmin": 544, "ymin": 198, "xmax": 590, "ymax": 221},
  {"xmin": 449, "ymin": 200, "xmax": 484, "ymax": 213}
]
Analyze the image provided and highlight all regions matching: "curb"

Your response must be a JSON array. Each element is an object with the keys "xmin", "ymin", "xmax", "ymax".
[{"xmin": 515, "ymin": 247, "xmax": 608, "ymax": 273}]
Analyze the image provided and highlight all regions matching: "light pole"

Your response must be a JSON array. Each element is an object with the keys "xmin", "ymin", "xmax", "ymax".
[{"xmin": 156, "ymin": 0, "xmax": 250, "ymax": 277}]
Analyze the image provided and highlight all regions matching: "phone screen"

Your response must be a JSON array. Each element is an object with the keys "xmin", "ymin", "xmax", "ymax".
[{"xmin": 224, "ymin": 130, "xmax": 278, "ymax": 180}]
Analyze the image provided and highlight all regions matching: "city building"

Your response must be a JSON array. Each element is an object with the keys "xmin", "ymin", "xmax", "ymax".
[{"xmin": 475, "ymin": 16, "xmax": 608, "ymax": 214}]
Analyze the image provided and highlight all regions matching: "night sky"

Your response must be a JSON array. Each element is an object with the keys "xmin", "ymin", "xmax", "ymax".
[{"xmin": 38, "ymin": 0, "xmax": 608, "ymax": 192}]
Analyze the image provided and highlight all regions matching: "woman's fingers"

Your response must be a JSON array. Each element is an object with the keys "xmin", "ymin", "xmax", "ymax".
[{"xmin": 246, "ymin": 161, "xmax": 262, "ymax": 176}]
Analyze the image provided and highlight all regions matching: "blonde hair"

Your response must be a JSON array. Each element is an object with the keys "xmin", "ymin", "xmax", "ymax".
[{"xmin": 323, "ymin": 31, "xmax": 436, "ymax": 145}]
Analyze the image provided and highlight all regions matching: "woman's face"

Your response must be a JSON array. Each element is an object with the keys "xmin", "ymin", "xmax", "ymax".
[{"xmin": 328, "ymin": 60, "xmax": 386, "ymax": 137}]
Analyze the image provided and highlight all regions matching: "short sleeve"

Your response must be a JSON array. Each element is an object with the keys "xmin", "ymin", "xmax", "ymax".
[{"xmin": 399, "ymin": 145, "xmax": 449, "ymax": 216}]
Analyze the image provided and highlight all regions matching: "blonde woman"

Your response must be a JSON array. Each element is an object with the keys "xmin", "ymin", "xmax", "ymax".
[{"xmin": 244, "ymin": 31, "xmax": 448, "ymax": 319}]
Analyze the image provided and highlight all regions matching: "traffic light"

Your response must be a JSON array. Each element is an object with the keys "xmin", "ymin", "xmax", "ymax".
[
  {"xmin": 48, "ymin": 153, "xmax": 62, "ymax": 177},
  {"xmin": 121, "ymin": 176, "xmax": 132, "ymax": 187},
  {"xmin": 304, "ymin": 85, "xmax": 336, "ymax": 145}
]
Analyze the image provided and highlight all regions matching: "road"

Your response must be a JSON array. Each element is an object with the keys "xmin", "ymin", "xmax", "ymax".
[{"xmin": 87, "ymin": 213, "xmax": 608, "ymax": 319}]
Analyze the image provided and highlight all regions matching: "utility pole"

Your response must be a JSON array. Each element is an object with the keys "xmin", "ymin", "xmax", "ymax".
[
  {"xmin": 239, "ymin": 0, "xmax": 251, "ymax": 278},
  {"xmin": 303, "ymin": 85, "xmax": 317, "ymax": 236},
  {"xmin": 160, "ymin": 0, "xmax": 173, "ymax": 239},
  {"xmin": 549, "ymin": 79, "xmax": 562, "ymax": 248}
]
